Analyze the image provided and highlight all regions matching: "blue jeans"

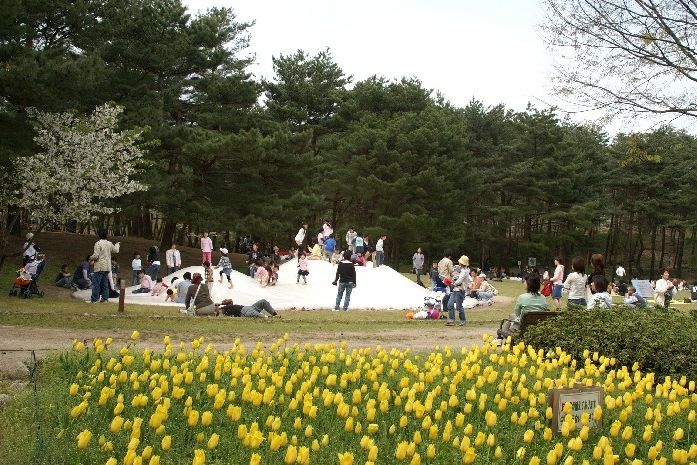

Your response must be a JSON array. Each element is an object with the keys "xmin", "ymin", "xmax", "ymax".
[
  {"xmin": 55, "ymin": 276, "xmax": 72, "ymax": 288},
  {"xmin": 147, "ymin": 264, "xmax": 159, "ymax": 281},
  {"xmin": 376, "ymin": 251, "xmax": 384, "ymax": 266},
  {"xmin": 132, "ymin": 287, "xmax": 150, "ymax": 294},
  {"xmin": 477, "ymin": 291, "xmax": 494, "ymax": 300},
  {"xmin": 132, "ymin": 271, "xmax": 140, "ymax": 286},
  {"xmin": 91, "ymin": 271, "xmax": 110, "ymax": 302},
  {"xmin": 335, "ymin": 282, "xmax": 354, "ymax": 310},
  {"xmin": 448, "ymin": 290, "xmax": 466, "ymax": 322},
  {"xmin": 168, "ymin": 266, "xmax": 179, "ymax": 275}
]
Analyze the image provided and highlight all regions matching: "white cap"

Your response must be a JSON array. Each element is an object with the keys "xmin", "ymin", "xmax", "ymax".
[
  {"xmin": 26, "ymin": 232, "xmax": 34, "ymax": 240},
  {"xmin": 220, "ymin": 247, "xmax": 228, "ymax": 254}
]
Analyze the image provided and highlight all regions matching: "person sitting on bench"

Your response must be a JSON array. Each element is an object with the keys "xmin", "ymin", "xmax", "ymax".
[{"xmin": 511, "ymin": 274, "xmax": 548, "ymax": 331}]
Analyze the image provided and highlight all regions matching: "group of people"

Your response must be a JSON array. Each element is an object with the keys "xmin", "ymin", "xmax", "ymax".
[
  {"xmin": 508, "ymin": 253, "xmax": 685, "ymax": 334},
  {"xmin": 435, "ymin": 252, "xmax": 500, "ymax": 326},
  {"xmin": 293, "ymin": 222, "xmax": 387, "ymax": 268}
]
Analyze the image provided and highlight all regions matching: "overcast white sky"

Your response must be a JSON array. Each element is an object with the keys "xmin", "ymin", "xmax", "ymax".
[{"xmin": 183, "ymin": 0, "xmax": 686, "ymax": 134}]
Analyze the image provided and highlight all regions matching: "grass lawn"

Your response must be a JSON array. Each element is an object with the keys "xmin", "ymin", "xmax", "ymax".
[{"xmin": 1, "ymin": 234, "xmax": 696, "ymax": 463}]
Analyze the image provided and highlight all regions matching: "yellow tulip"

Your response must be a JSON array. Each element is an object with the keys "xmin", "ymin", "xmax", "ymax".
[
  {"xmin": 201, "ymin": 411, "xmax": 213, "ymax": 427},
  {"xmin": 674, "ymin": 427, "xmax": 685, "ymax": 440},
  {"xmin": 192, "ymin": 449, "xmax": 205, "ymax": 465},
  {"xmin": 161, "ymin": 435, "xmax": 171, "ymax": 451},
  {"xmin": 523, "ymin": 429, "xmax": 534, "ymax": 443},
  {"xmin": 409, "ymin": 452, "xmax": 421, "ymax": 465},
  {"xmin": 284, "ymin": 445, "xmax": 297, "ymax": 464},
  {"xmin": 131, "ymin": 330, "xmax": 140, "ymax": 341},
  {"xmin": 106, "ymin": 458, "xmax": 118, "ymax": 465},
  {"xmin": 427, "ymin": 444, "xmax": 435, "ymax": 459},
  {"xmin": 149, "ymin": 456, "xmax": 160, "ymax": 465},
  {"xmin": 76, "ymin": 429, "xmax": 92, "ymax": 449},
  {"xmin": 207, "ymin": 433, "xmax": 220, "ymax": 449}
]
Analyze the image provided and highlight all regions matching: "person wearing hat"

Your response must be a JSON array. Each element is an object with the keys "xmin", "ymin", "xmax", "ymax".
[
  {"xmin": 185, "ymin": 273, "xmax": 217, "ymax": 315},
  {"xmin": 446, "ymin": 263, "xmax": 472, "ymax": 326},
  {"xmin": 165, "ymin": 243, "xmax": 182, "ymax": 275},
  {"xmin": 22, "ymin": 232, "xmax": 38, "ymax": 265},
  {"xmin": 216, "ymin": 247, "xmax": 234, "ymax": 289}
]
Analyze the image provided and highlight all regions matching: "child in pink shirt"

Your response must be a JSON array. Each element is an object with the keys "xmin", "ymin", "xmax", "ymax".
[
  {"xmin": 255, "ymin": 260, "xmax": 270, "ymax": 287},
  {"xmin": 200, "ymin": 232, "xmax": 213, "ymax": 265},
  {"xmin": 297, "ymin": 253, "xmax": 309, "ymax": 284},
  {"xmin": 150, "ymin": 279, "xmax": 168, "ymax": 296}
]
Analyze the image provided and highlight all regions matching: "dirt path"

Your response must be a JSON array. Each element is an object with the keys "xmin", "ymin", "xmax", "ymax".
[{"xmin": 0, "ymin": 323, "xmax": 498, "ymax": 375}]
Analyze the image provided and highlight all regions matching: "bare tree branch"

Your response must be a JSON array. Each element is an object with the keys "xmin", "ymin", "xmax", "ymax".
[{"xmin": 543, "ymin": 0, "xmax": 697, "ymax": 120}]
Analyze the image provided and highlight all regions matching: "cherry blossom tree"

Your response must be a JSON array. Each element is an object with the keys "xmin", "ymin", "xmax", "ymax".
[{"xmin": 0, "ymin": 103, "xmax": 148, "ymax": 269}]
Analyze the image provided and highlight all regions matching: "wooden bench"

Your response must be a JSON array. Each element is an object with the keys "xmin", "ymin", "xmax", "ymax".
[{"xmin": 497, "ymin": 311, "xmax": 558, "ymax": 339}]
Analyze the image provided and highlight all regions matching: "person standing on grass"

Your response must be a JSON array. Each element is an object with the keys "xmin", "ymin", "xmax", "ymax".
[
  {"xmin": 22, "ymin": 232, "xmax": 38, "ymax": 265},
  {"xmin": 165, "ymin": 244, "xmax": 181, "ymax": 275},
  {"xmin": 200, "ymin": 232, "xmax": 213, "ymax": 265},
  {"xmin": 412, "ymin": 247, "xmax": 425, "ymax": 287},
  {"xmin": 563, "ymin": 256, "xmax": 587, "ymax": 307},
  {"xmin": 375, "ymin": 235, "xmax": 386, "ymax": 267},
  {"xmin": 445, "ymin": 265, "xmax": 471, "ymax": 326},
  {"xmin": 438, "ymin": 250, "xmax": 455, "ymax": 282},
  {"xmin": 88, "ymin": 228, "xmax": 120, "ymax": 303},
  {"xmin": 551, "ymin": 256, "xmax": 565, "ymax": 310},
  {"xmin": 655, "ymin": 269, "xmax": 676, "ymax": 308},
  {"xmin": 333, "ymin": 250, "xmax": 356, "ymax": 311},
  {"xmin": 615, "ymin": 263, "xmax": 626, "ymax": 280}
]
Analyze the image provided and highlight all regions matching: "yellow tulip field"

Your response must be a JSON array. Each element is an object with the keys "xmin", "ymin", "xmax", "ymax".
[{"xmin": 62, "ymin": 331, "xmax": 696, "ymax": 465}]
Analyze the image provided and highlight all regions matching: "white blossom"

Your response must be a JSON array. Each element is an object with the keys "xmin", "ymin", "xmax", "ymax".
[{"xmin": 16, "ymin": 104, "xmax": 148, "ymax": 225}]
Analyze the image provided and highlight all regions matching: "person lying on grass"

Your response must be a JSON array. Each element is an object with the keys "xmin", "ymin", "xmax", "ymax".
[{"xmin": 214, "ymin": 298, "xmax": 281, "ymax": 318}]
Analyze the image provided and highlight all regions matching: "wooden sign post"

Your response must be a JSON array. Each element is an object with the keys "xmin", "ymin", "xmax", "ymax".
[
  {"xmin": 118, "ymin": 279, "xmax": 125, "ymax": 313},
  {"xmin": 547, "ymin": 385, "xmax": 604, "ymax": 433}
]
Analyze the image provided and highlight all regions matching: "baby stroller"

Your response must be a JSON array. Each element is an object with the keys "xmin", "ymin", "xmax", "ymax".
[{"xmin": 9, "ymin": 262, "xmax": 45, "ymax": 299}]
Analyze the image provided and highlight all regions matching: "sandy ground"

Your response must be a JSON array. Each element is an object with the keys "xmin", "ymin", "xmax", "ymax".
[{"xmin": 0, "ymin": 322, "xmax": 500, "ymax": 374}]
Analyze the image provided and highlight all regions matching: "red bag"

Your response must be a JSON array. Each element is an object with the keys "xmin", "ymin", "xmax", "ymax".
[{"xmin": 541, "ymin": 281, "xmax": 552, "ymax": 297}]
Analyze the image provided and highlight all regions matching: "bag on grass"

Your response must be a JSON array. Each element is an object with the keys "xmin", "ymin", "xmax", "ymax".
[{"xmin": 187, "ymin": 284, "xmax": 202, "ymax": 315}]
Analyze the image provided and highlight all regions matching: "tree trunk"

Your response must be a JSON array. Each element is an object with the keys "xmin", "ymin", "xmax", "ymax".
[
  {"xmin": 676, "ymin": 228, "xmax": 685, "ymax": 276},
  {"xmin": 160, "ymin": 219, "xmax": 177, "ymax": 250},
  {"xmin": 604, "ymin": 214, "xmax": 614, "ymax": 259},
  {"xmin": 649, "ymin": 223, "xmax": 657, "ymax": 279},
  {"xmin": 658, "ymin": 227, "xmax": 666, "ymax": 273}
]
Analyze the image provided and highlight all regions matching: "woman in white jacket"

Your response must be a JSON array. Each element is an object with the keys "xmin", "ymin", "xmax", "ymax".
[
  {"xmin": 654, "ymin": 270, "xmax": 676, "ymax": 308},
  {"xmin": 563, "ymin": 256, "xmax": 587, "ymax": 307}
]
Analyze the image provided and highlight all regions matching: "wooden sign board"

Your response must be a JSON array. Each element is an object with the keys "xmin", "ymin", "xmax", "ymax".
[
  {"xmin": 631, "ymin": 279, "xmax": 654, "ymax": 299},
  {"xmin": 547, "ymin": 385, "xmax": 604, "ymax": 433}
]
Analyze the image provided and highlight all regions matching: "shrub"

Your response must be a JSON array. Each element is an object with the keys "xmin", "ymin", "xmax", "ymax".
[{"xmin": 521, "ymin": 306, "xmax": 697, "ymax": 379}]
